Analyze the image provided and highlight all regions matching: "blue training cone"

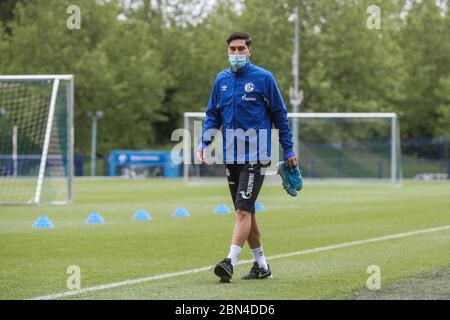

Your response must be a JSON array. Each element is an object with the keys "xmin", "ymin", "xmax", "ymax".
[
  {"xmin": 133, "ymin": 209, "xmax": 151, "ymax": 221},
  {"xmin": 214, "ymin": 204, "xmax": 230, "ymax": 215},
  {"xmin": 255, "ymin": 201, "xmax": 266, "ymax": 212},
  {"xmin": 32, "ymin": 215, "xmax": 54, "ymax": 229},
  {"xmin": 85, "ymin": 212, "xmax": 105, "ymax": 224},
  {"xmin": 172, "ymin": 207, "xmax": 190, "ymax": 218}
]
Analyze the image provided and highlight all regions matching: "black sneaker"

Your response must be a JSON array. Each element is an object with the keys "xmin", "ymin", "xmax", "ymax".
[
  {"xmin": 242, "ymin": 261, "xmax": 272, "ymax": 280},
  {"xmin": 214, "ymin": 258, "xmax": 233, "ymax": 283}
]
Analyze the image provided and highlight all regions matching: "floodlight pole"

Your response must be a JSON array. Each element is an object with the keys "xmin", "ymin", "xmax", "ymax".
[
  {"xmin": 88, "ymin": 111, "xmax": 104, "ymax": 177},
  {"xmin": 290, "ymin": 6, "xmax": 302, "ymax": 160}
]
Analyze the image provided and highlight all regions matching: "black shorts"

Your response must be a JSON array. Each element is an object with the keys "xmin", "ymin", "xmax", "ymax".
[{"xmin": 225, "ymin": 163, "xmax": 266, "ymax": 214}]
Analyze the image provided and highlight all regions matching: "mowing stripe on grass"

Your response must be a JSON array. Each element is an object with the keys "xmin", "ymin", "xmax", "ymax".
[{"xmin": 29, "ymin": 224, "xmax": 450, "ymax": 300}]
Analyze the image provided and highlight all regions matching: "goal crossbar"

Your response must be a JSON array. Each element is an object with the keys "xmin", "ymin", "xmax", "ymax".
[
  {"xmin": 0, "ymin": 75, "xmax": 74, "ymax": 81},
  {"xmin": 183, "ymin": 112, "xmax": 401, "ymax": 185},
  {"xmin": 184, "ymin": 112, "xmax": 398, "ymax": 119}
]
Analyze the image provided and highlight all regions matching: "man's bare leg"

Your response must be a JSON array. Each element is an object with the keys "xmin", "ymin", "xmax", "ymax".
[
  {"xmin": 247, "ymin": 213, "xmax": 261, "ymax": 249},
  {"xmin": 226, "ymin": 210, "xmax": 252, "ymax": 268},
  {"xmin": 231, "ymin": 210, "xmax": 253, "ymax": 247},
  {"xmin": 245, "ymin": 214, "xmax": 269, "ymax": 272},
  {"xmin": 214, "ymin": 210, "xmax": 252, "ymax": 282}
]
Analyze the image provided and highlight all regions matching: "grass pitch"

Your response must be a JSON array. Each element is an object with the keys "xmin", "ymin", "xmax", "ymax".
[{"xmin": 1, "ymin": 179, "xmax": 450, "ymax": 300}]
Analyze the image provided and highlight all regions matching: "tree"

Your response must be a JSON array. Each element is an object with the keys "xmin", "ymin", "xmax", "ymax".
[
  {"xmin": 0, "ymin": 0, "xmax": 449, "ymax": 158},
  {"xmin": 397, "ymin": 0, "xmax": 450, "ymax": 138}
]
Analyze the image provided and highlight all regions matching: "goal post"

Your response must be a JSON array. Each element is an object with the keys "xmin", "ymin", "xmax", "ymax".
[
  {"xmin": 0, "ymin": 75, "xmax": 74, "ymax": 205},
  {"xmin": 182, "ymin": 112, "xmax": 402, "ymax": 184}
]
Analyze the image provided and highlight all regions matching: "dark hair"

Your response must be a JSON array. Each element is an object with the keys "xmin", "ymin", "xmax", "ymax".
[{"xmin": 226, "ymin": 32, "xmax": 252, "ymax": 47}]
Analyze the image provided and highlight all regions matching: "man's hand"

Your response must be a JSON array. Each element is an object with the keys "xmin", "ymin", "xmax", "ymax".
[
  {"xmin": 197, "ymin": 149, "xmax": 207, "ymax": 164},
  {"xmin": 277, "ymin": 160, "xmax": 303, "ymax": 197},
  {"xmin": 285, "ymin": 156, "xmax": 297, "ymax": 168}
]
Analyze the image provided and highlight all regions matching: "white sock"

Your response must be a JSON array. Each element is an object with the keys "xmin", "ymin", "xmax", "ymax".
[
  {"xmin": 227, "ymin": 244, "xmax": 242, "ymax": 267},
  {"xmin": 251, "ymin": 247, "xmax": 268, "ymax": 270}
]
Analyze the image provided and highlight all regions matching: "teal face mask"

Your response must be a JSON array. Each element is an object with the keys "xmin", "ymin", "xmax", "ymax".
[{"xmin": 229, "ymin": 55, "xmax": 248, "ymax": 69}]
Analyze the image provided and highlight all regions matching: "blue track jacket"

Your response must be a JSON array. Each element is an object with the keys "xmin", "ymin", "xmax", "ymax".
[{"xmin": 199, "ymin": 62, "xmax": 295, "ymax": 163}]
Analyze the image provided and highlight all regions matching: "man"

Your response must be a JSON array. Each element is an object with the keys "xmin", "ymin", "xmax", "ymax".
[{"xmin": 198, "ymin": 32, "xmax": 298, "ymax": 283}]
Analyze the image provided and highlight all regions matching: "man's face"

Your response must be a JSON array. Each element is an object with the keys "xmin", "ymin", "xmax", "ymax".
[{"xmin": 228, "ymin": 39, "xmax": 251, "ymax": 57}]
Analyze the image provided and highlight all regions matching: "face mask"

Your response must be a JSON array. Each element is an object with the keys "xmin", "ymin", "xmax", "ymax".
[{"xmin": 229, "ymin": 55, "xmax": 248, "ymax": 69}]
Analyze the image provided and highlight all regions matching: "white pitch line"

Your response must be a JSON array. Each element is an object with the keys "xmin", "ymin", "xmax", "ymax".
[{"xmin": 29, "ymin": 224, "xmax": 450, "ymax": 300}]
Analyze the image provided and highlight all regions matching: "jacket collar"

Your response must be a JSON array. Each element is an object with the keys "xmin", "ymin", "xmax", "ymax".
[{"xmin": 231, "ymin": 61, "xmax": 252, "ymax": 76}]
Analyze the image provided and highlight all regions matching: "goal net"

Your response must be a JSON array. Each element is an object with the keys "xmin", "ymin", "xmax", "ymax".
[
  {"xmin": 182, "ymin": 112, "xmax": 402, "ymax": 184},
  {"xmin": 0, "ymin": 75, "xmax": 74, "ymax": 205}
]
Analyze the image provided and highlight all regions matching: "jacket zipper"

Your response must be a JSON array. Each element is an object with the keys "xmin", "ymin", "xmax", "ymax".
[
  {"xmin": 231, "ymin": 73, "xmax": 238, "ymax": 162},
  {"xmin": 232, "ymin": 74, "xmax": 237, "ymax": 129}
]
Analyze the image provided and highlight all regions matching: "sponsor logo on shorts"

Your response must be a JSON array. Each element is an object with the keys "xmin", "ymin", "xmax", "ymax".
[
  {"xmin": 225, "ymin": 168, "xmax": 230, "ymax": 177},
  {"xmin": 239, "ymin": 173, "xmax": 254, "ymax": 199}
]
